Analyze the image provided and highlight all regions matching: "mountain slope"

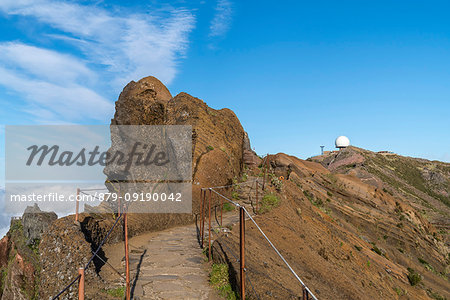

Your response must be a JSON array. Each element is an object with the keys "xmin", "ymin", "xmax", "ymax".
[
  {"xmin": 212, "ymin": 152, "xmax": 449, "ymax": 299},
  {"xmin": 310, "ymin": 147, "xmax": 450, "ymax": 234}
]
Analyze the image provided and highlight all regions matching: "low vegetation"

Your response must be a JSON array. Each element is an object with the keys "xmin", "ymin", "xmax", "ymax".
[
  {"xmin": 427, "ymin": 289, "xmax": 446, "ymax": 300},
  {"xmin": 222, "ymin": 202, "xmax": 235, "ymax": 212},
  {"xmin": 393, "ymin": 287, "xmax": 406, "ymax": 296},
  {"xmin": 270, "ymin": 176, "xmax": 283, "ymax": 191},
  {"xmin": 259, "ymin": 193, "xmax": 280, "ymax": 214},
  {"xmin": 407, "ymin": 268, "xmax": 422, "ymax": 286},
  {"xmin": 105, "ymin": 286, "xmax": 125, "ymax": 298},
  {"xmin": 418, "ymin": 258, "xmax": 435, "ymax": 272},
  {"xmin": 209, "ymin": 263, "xmax": 237, "ymax": 300}
]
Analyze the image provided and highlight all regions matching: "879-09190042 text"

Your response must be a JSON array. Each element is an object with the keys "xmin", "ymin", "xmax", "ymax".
[{"xmin": 8, "ymin": 192, "xmax": 184, "ymax": 202}]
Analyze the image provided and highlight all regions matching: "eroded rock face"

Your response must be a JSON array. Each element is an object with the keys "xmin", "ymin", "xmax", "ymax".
[
  {"xmin": 22, "ymin": 203, "xmax": 57, "ymax": 245},
  {"xmin": 0, "ymin": 219, "xmax": 39, "ymax": 300},
  {"xmin": 2, "ymin": 253, "xmax": 35, "ymax": 300},
  {"xmin": 112, "ymin": 76, "xmax": 172, "ymax": 125},
  {"xmin": 39, "ymin": 216, "xmax": 103, "ymax": 299},
  {"xmin": 109, "ymin": 78, "xmax": 247, "ymax": 211},
  {"xmin": 165, "ymin": 92, "xmax": 245, "ymax": 189}
]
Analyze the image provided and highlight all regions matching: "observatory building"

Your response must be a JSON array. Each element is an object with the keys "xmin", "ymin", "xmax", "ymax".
[{"xmin": 335, "ymin": 136, "xmax": 350, "ymax": 149}]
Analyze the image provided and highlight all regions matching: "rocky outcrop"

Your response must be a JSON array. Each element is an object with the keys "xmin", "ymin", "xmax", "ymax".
[
  {"xmin": 39, "ymin": 215, "xmax": 109, "ymax": 300},
  {"xmin": 96, "ymin": 76, "xmax": 248, "ymax": 239},
  {"xmin": 242, "ymin": 132, "xmax": 261, "ymax": 167},
  {"xmin": 112, "ymin": 76, "xmax": 172, "ymax": 125},
  {"xmin": 0, "ymin": 219, "xmax": 39, "ymax": 300},
  {"xmin": 22, "ymin": 204, "xmax": 57, "ymax": 246}
]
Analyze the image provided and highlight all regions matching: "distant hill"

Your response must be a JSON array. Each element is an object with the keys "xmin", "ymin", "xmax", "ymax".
[{"xmin": 309, "ymin": 146, "xmax": 450, "ymax": 230}]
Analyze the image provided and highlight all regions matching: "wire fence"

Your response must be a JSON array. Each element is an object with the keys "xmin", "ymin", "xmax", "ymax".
[
  {"xmin": 198, "ymin": 177, "xmax": 318, "ymax": 300},
  {"xmin": 52, "ymin": 187, "xmax": 124, "ymax": 300}
]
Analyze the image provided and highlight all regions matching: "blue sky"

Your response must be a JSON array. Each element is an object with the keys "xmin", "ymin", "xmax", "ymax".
[{"xmin": 1, "ymin": 0, "xmax": 450, "ymax": 188}]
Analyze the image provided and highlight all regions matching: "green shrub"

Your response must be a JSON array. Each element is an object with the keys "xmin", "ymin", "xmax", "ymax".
[
  {"xmin": 418, "ymin": 258, "xmax": 434, "ymax": 272},
  {"xmin": 393, "ymin": 287, "xmax": 405, "ymax": 296},
  {"xmin": 303, "ymin": 190, "xmax": 314, "ymax": 202},
  {"xmin": 427, "ymin": 289, "xmax": 446, "ymax": 300},
  {"xmin": 271, "ymin": 176, "xmax": 283, "ymax": 191},
  {"xmin": 407, "ymin": 268, "xmax": 422, "ymax": 286},
  {"xmin": 222, "ymin": 202, "xmax": 234, "ymax": 212},
  {"xmin": 231, "ymin": 191, "xmax": 239, "ymax": 201},
  {"xmin": 106, "ymin": 286, "xmax": 125, "ymax": 298},
  {"xmin": 354, "ymin": 245, "xmax": 362, "ymax": 251},
  {"xmin": 209, "ymin": 264, "xmax": 237, "ymax": 300},
  {"xmin": 327, "ymin": 191, "xmax": 333, "ymax": 197},
  {"xmin": 206, "ymin": 145, "xmax": 214, "ymax": 151},
  {"xmin": 314, "ymin": 198, "xmax": 324, "ymax": 207},
  {"xmin": 241, "ymin": 173, "xmax": 248, "ymax": 182},
  {"xmin": 371, "ymin": 245, "xmax": 383, "ymax": 256},
  {"xmin": 259, "ymin": 193, "xmax": 280, "ymax": 214}
]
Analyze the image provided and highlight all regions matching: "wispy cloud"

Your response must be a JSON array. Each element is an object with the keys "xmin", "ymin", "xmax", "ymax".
[
  {"xmin": 0, "ymin": 42, "xmax": 112, "ymax": 122},
  {"xmin": 209, "ymin": 0, "xmax": 233, "ymax": 38},
  {"xmin": 0, "ymin": 0, "xmax": 196, "ymax": 122}
]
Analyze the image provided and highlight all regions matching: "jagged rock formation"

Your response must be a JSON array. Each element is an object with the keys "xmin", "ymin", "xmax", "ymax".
[
  {"xmin": 110, "ymin": 76, "xmax": 246, "ymax": 191},
  {"xmin": 88, "ymin": 76, "xmax": 248, "ymax": 241},
  {"xmin": 0, "ymin": 218, "xmax": 39, "ymax": 299},
  {"xmin": 22, "ymin": 204, "xmax": 57, "ymax": 246},
  {"xmin": 39, "ymin": 216, "xmax": 118, "ymax": 299},
  {"xmin": 242, "ymin": 132, "xmax": 261, "ymax": 167}
]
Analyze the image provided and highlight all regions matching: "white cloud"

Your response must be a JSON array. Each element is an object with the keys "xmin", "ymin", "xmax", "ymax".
[
  {"xmin": 209, "ymin": 0, "xmax": 233, "ymax": 38},
  {"xmin": 0, "ymin": 0, "xmax": 196, "ymax": 123},
  {"xmin": 0, "ymin": 0, "xmax": 195, "ymax": 87},
  {"xmin": 0, "ymin": 64, "xmax": 112, "ymax": 122},
  {"xmin": 0, "ymin": 42, "xmax": 95, "ymax": 85}
]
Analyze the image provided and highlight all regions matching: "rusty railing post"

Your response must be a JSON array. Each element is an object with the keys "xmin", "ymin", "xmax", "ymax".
[
  {"xmin": 220, "ymin": 192, "xmax": 223, "ymax": 227},
  {"xmin": 78, "ymin": 268, "xmax": 85, "ymax": 300},
  {"xmin": 302, "ymin": 286, "xmax": 309, "ymax": 300},
  {"xmin": 118, "ymin": 196, "xmax": 121, "ymax": 216},
  {"xmin": 201, "ymin": 189, "xmax": 205, "ymax": 248},
  {"xmin": 263, "ymin": 163, "xmax": 266, "ymax": 191},
  {"xmin": 208, "ymin": 188, "xmax": 212, "ymax": 261},
  {"xmin": 198, "ymin": 189, "xmax": 203, "ymax": 245},
  {"xmin": 75, "ymin": 188, "xmax": 80, "ymax": 222},
  {"xmin": 256, "ymin": 182, "xmax": 259, "ymax": 213},
  {"xmin": 124, "ymin": 212, "xmax": 130, "ymax": 300},
  {"xmin": 239, "ymin": 206, "xmax": 245, "ymax": 300}
]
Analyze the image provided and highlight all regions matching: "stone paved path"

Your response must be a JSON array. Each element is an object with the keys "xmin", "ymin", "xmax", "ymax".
[
  {"xmin": 128, "ymin": 225, "xmax": 220, "ymax": 300},
  {"xmin": 101, "ymin": 179, "xmax": 261, "ymax": 299}
]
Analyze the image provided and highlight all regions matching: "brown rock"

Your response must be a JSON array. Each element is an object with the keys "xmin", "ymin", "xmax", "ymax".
[
  {"xmin": 112, "ymin": 76, "xmax": 172, "ymax": 125},
  {"xmin": 0, "ymin": 235, "xmax": 10, "ymax": 267}
]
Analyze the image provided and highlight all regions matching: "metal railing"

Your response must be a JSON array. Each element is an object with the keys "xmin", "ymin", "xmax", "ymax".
[
  {"xmin": 197, "ymin": 161, "xmax": 318, "ymax": 300},
  {"xmin": 53, "ymin": 186, "xmax": 131, "ymax": 300}
]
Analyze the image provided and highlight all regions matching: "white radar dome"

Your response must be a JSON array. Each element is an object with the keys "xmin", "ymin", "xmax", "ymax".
[{"xmin": 335, "ymin": 136, "xmax": 350, "ymax": 148}]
